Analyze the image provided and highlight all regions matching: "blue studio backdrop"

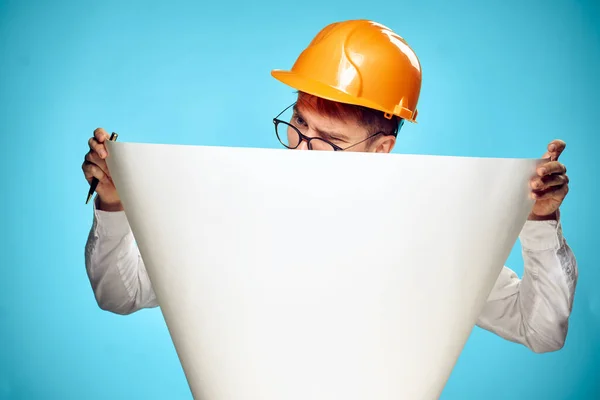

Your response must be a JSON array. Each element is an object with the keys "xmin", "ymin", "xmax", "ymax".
[{"xmin": 1, "ymin": 0, "xmax": 598, "ymax": 399}]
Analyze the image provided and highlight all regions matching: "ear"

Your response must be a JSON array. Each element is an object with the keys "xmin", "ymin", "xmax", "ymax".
[{"xmin": 373, "ymin": 135, "xmax": 396, "ymax": 153}]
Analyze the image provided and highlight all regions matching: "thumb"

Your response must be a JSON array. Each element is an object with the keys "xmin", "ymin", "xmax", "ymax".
[{"xmin": 541, "ymin": 151, "xmax": 551, "ymax": 161}]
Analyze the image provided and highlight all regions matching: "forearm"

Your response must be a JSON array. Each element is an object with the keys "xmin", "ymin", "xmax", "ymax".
[
  {"xmin": 476, "ymin": 220, "xmax": 578, "ymax": 353},
  {"xmin": 84, "ymin": 200, "xmax": 158, "ymax": 315}
]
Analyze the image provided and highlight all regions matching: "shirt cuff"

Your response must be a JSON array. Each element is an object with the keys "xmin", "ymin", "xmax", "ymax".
[
  {"xmin": 519, "ymin": 219, "xmax": 565, "ymax": 252},
  {"xmin": 92, "ymin": 196, "xmax": 131, "ymax": 238}
]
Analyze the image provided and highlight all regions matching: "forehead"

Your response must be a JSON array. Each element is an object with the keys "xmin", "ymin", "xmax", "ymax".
[{"xmin": 294, "ymin": 100, "xmax": 367, "ymax": 138}]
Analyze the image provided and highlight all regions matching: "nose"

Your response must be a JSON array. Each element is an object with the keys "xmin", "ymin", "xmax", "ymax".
[{"xmin": 296, "ymin": 139, "xmax": 309, "ymax": 151}]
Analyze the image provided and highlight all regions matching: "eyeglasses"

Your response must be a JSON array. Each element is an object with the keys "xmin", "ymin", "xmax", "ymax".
[{"xmin": 273, "ymin": 102, "xmax": 401, "ymax": 151}]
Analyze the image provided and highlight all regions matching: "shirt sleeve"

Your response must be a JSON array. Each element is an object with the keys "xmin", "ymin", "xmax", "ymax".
[
  {"xmin": 476, "ymin": 219, "xmax": 578, "ymax": 353},
  {"xmin": 84, "ymin": 197, "xmax": 158, "ymax": 315}
]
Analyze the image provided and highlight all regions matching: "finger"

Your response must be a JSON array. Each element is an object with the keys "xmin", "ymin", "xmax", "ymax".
[
  {"xmin": 532, "ymin": 182, "xmax": 569, "ymax": 201},
  {"xmin": 84, "ymin": 150, "xmax": 109, "ymax": 174},
  {"xmin": 94, "ymin": 128, "xmax": 110, "ymax": 143},
  {"xmin": 547, "ymin": 139, "xmax": 566, "ymax": 161},
  {"xmin": 82, "ymin": 161, "xmax": 107, "ymax": 183},
  {"xmin": 537, "ymin": 161, "xmax": 566, "ymax": 176},
  {"xmin": 531, "ymin": 174, "xmax": 569, "ymax": 190},
  {"xmin": 88, "ymin": 137, "xmax": 108, "ymax": 159}
]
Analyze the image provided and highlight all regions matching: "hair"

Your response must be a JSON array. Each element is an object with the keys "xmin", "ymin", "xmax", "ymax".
[{"xmin": 296, "ymin": 91, "xmax": 402, "ymax": 138}]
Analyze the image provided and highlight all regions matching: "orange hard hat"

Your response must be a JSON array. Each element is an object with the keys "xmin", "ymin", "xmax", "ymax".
[{"xmin": 271, "ymin": 20, "xmax": 422, "ymax": 123}]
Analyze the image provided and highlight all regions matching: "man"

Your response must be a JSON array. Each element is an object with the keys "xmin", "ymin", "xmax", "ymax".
[{"xmin": 82, "ymin": 20, "xmax": 577, "ymax": 354}]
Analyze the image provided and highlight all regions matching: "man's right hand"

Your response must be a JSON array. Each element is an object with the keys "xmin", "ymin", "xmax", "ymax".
[{"xmin": 82, "ymin": 128, "xmax": 123, "ymax": 211}]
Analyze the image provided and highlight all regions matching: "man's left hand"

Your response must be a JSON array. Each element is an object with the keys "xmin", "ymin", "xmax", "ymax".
[{"xmin": 529, "ymin": 139, "xmax": 569, "ymax": 220}]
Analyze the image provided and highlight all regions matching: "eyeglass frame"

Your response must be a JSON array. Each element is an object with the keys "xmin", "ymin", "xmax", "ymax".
[{"xmin": 272, "ymin": 102, "xmax": 404, "ymax": 151}]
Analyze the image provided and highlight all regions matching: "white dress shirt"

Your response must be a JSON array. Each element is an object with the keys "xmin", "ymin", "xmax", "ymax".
[{"xmin": 84, "ymin": 201, "xmax": 578, "ymax": 354}]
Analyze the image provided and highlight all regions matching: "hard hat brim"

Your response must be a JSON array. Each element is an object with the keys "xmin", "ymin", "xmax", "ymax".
[{"xmin": 271, "ymin": 69, "xmax": 406, "ymax": 120}]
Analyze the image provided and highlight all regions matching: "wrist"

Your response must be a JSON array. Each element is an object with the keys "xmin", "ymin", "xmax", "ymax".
[
  {"xmin": 528, "ymin": 209, "xmax": 559, "ymax": 221},
  {"xmin": 96, "ymin": 196, "xmax": 124, "ymax": 212}
]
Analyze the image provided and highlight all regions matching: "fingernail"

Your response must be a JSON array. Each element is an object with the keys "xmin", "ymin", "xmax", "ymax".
[
  {"xmin": 539, "ymin": 168, "xmax": 547, "ymax": 175},
  {"xmin": 550, "ymin": 144, "xmax": 556, "ymax": 151}
]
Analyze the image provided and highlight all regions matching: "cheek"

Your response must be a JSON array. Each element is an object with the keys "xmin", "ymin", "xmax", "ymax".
[{"xmin": 360, "ymin": 140, "xmax": 377, "ymax": 153}]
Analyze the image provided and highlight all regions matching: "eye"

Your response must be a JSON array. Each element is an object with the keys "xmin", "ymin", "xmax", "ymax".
[
  {"xmin": 327, "ymin": 135, "xmax": 348, "ymax": 144},
  {"xmin": 293, "ymin": 114, "xmax": 307, "ymax": 126}
]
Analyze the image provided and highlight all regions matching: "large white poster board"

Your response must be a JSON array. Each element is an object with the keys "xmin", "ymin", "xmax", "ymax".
[{"xmin": 105, "ymin": 141, "xmax": 536, "ymax": 400}]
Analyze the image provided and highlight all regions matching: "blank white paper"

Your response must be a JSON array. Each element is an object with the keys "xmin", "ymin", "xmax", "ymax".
[{"xmin": 105, "ymin": 141, "xmax": 537, "ymax": 400}]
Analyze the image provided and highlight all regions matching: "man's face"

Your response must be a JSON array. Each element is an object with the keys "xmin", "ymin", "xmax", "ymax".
[{"xmin": 284, "ymin": 98, "xmax": 396, "ymax": 153}]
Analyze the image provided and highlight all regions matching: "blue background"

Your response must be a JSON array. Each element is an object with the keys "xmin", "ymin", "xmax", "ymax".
[{"xmin": 1, "ymin": 0, "xmax": 598, "ymax": 398}]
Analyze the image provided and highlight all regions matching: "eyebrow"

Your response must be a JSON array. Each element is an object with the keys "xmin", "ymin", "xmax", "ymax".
[{"xmin": 293, "ymin": 105, "xmax": 351, "ymax": 143}]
